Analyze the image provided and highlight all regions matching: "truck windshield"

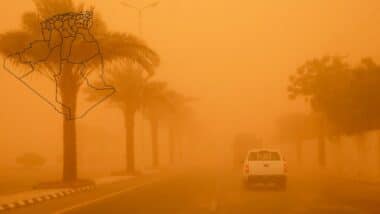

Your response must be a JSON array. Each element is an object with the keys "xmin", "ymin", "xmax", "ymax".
[{"xmin": 248, "ymin": 151, "xmax": 281, "ymax": 161}]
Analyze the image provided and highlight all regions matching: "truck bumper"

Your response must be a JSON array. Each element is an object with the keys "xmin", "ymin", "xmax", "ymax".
[{"xmin": 247, "ymin": 175, "xmax": 286, "ymax": 184}]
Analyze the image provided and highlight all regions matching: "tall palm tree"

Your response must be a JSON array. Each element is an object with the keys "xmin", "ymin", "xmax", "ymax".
[
  {"xmin": 141, "ymin": 81, "xmax": 170, "ymax": 168},
  {"xmin": 165, "ymin": 91, "xmax": 194, "ymax": 163},
  {"xmin": 89, "ymin": 63, "xmax": 148, "ymax": 174},
  {"xmin": 0, "ymin": 0, "xmax": 159, "ymax": 182}
]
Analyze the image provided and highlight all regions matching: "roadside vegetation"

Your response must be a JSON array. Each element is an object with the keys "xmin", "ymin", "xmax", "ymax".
[{"xmin": 283, "ymin": 56, "xmax": 380, "ymax": 175}]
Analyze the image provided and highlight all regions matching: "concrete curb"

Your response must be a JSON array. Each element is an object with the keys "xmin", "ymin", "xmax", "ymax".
[
  {"xmin": 0, "ymin": 169, "xmax": 161, "ymax": 212},
  {"xmin": 328, "ymin": 175, "xmax": 380, "ymax": 186},
  {"xmin": 0, "ymin": 185, "xmax": 95, "ymax": 212},
  {"xmin": 343, "ymin": 177, "xmax": 380, "ymax": 185}
]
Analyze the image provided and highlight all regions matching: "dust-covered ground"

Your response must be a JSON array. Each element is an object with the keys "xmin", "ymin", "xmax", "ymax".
[{"xmin": 7, "ymin": 168, "xmax": 380, "ymax": 214}]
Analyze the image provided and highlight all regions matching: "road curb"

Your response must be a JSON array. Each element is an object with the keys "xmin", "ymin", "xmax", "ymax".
[
  {"xmin": 345, "ymin": 178, "xmax": 380, "ymax": 185},
  {"xmin": 0, "ymin": 185, "xmax": 96, "ymax": 212},
  {"xmin": 328, "ymin": 175, "xmax": 380, "ymax": 186}
]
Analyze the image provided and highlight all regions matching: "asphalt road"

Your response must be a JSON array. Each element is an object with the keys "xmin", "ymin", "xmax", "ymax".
[{"xmin": 8, "ymin": 170, "xmax": 380, "ymax": 214}]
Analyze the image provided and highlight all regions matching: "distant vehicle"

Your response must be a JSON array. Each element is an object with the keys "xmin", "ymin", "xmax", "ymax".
[
  {"xmin": 242, "ymin": 149, "xmax": 287, "ymax": 190},
  {"xmin": 232, "ymin": 133, "xmax": 262, "ymax": 169}
]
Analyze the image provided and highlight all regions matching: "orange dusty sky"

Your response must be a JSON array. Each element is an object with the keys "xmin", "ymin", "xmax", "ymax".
[{"xmin": 1, "ymin": 0, "xmax": 380, "ymax": 156}]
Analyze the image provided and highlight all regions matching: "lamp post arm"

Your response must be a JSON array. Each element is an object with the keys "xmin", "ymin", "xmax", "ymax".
[
  {"xmin": 143, "ymin": 1, "xmax": 160, "ymax": 9},
  {"xmin": 120, "ymin": 2, "xmax": 138, "ymax": 9}
]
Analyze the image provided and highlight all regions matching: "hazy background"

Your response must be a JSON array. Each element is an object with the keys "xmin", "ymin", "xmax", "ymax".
[{"xmin": 1, "ymin": 0, "xmax": 380, "ymax": 178}]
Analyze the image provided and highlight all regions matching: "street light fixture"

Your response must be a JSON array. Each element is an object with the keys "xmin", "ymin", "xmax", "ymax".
[{"xmin": 120, "ymin": 1, "xmax": 160, "ymax": 36}]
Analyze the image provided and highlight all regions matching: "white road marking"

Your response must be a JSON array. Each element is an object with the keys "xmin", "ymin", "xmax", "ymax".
[{"xmin": 54, "ymin": 179, "xmax": 161, "ymax": 214}]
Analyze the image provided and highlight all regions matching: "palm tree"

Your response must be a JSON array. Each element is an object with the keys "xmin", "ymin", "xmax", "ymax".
[
  {"xmin": 88, "ymin": 63, "xmax": 152, "ymax": 174},
  {"xmin": 165, "ymin": 91, "xmax": 194, "ymax": 163},
  {"xmin": 0, "ymin": 0, "xmax": 159, "ymax": 182},
  {"xmin": 141, "ymin": 81, "xmax": 170, "ymax": 168}
]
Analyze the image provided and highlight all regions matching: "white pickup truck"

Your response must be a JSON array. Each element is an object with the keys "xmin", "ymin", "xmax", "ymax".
[{"xmin": 242, "ymin": 149, "xmax": 287, "ymax": 190}]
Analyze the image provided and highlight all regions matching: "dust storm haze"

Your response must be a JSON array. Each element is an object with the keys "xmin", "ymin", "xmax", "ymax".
[{"xmin": 1, "ymin": 0, "xmax": 380, "ymax": 213}]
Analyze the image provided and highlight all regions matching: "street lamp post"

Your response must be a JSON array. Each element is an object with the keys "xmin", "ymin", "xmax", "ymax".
[
  {"xmin": 120, "ymin": 1, "xmax": 160, "ymax": 36},
  {"xmin": 120, "ymin": 1, "xmax": 159, "ymax": 167}
]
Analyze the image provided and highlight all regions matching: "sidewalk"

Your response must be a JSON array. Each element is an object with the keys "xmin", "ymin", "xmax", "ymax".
[
  {"xmin": 0, "ymin": 169, "xmax": 161, "ymax": 212},
  {"xmin": 0, "ymin": 187, "xmax": 94, "ymax": 211},
  {"xmin": 0, "ymin": 167, "xmax": 59, "ymax": 196}
]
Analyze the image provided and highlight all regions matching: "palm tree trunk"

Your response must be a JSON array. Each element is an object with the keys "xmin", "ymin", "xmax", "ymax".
[
  {"xmin": 378, "ymin": 132, "xmax": 380, "ymax": 176},
  {"xmin": 63, "ymin": 115, "xmax": 77, "ymax": 182},
  {"xmin": 150, "ymin": 119, "xmax": 159, "ymax": 168},
  {"xmin": 318, "ymin": 135, "xmax": 326, "ymax": 168},
  {"xmin": 169, "ymin": 124, "xmax": 175, "ymax": 164},
  {"xmin": 318, "ymin": 115, "xmax": 326, "ymax": 168},
  {"xmin": 125, "ymin": 111, "xmax": 136, "ymax": 174},
  {"xmin": 178, "ymin": 134, "xmax": 183, "ymax": 161},
  {"xmin": 355, "ymin": 133, "xmax": 366, "ymax": 177},
  {"xmin": 296, "ymin": 139, "xmax": 302, "ymax": 166},
  {"xmin": 61, "ymin": 69, "xmax": 78, "ymax": 182},
  {"xmin": 335, "ymin": 135, "xmax": 342, "ymax": 172}
]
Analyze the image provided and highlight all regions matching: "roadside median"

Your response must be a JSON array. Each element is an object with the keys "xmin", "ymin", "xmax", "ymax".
[{"xmin": 0, "ymin": 169, "xmax": 161, "ymax": 212}]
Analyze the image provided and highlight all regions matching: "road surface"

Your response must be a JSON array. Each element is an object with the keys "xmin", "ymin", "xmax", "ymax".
[{"xmin": 7, "ymin": 169, "xmax": 380, "ymax": 213}]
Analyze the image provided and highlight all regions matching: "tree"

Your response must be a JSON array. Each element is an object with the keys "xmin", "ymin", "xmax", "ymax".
[
  {"xmin": 289, "ymin": 56, "xmax": 380, "ymax": 170},
  {"xmin": 141, "ymin": 81, "xmax": 171, "ymax": 168},
  {"xmin": 288, "ymin": 56, "xmax": 351, "ymax": 167},
  {"xmin": 88, "ymin": 63, "xmax": 157, "ymax": 174},
  {"xmin": 348, "ymin": 58, "xmax": 380, "ymax": 174},
  {"xmin": 165, "ymin": 91, "xmax": 194, "ymax": 163},
  {"xmin": 0, "ymin": 0, "xmax": 158, "ymax": 182},
  {"xmin": 275, "ymin": 112, "xmax": 317, "ymax": 165}
]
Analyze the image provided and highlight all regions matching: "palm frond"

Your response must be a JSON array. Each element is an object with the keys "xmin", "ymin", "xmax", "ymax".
[
  {"xmin": 33, "ymin": 0, "xmax": 76, "ymax": 19},
  {"xmin": 85, "ymin": 62, "xmax": 145, "ymax": 110},
  {"xmin": 0, "ymin": 31, "xmax": 34, "ymax": 55},
  {"xmin": 21, "ymin": 12, "xmax": 41, "ymax": 37},
  {"xmin": 140, "ymin": 81, "xmax": 170, "ymax": 119},
  {"xmin": 99, "ymin": 33, "xmax": 160, "ymax": 76}
]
